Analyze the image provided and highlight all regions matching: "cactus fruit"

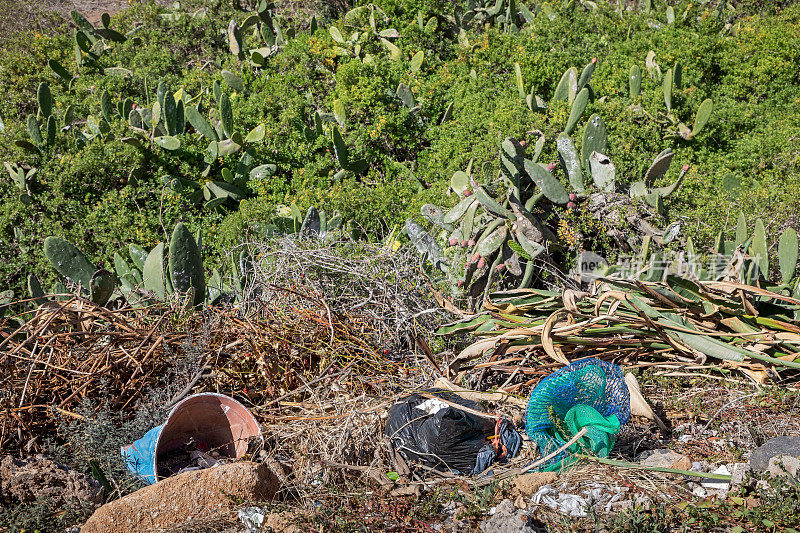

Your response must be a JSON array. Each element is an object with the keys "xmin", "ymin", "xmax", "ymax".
[
  {"xmin": 449, "ymin": 237, "xmax": 459, "ymax": 246},
  {"xmin": 477, "ymin": 256, "xmax": 486, "ymax": 269},
  {"xmin": 169, "ymin": 223, "xmax": 205, "ymax": 306}
]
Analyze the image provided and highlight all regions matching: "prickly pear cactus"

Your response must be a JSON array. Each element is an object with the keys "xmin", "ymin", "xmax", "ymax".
[
  {"xmin": 169, "ymin": 223, "xmax": 205, "ymax": 306},
  {"xmin": 43, "ymin": 236, "xmax": 96, "ymax": 289}
]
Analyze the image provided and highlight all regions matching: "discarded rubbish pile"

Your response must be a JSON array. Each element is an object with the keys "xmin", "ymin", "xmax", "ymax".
[
  {"xmin": 2, "ymin": 257, "xmax": 799, "ymax": 530},
  {"xmin": 437, "ymin": 277, "xmax": 800, "ymax": 389}
]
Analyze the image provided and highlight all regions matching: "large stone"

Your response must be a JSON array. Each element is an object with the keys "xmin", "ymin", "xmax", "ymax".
[
  {"xmin": 81, "ymin": 462, "xmax": 279, "ymax": 533},
  {"xmin": 637, "ymin": 449, "xmax": 691, "ymax": 470},
  {"xmin": 749, "ymin": 436, "xmax": 800, "ymax": 471},
  {"xmin": 766, "ymin": 455, "xmax": 800, "ymax": 479},
  {"xmin": 480, "ymin": 499, "xmax": 536, "ymax": 533},
  {"xmin": 510, "ymin": 471, "xmax": 558, "ymax": 497},
  {"xmin": 0, "ymin": 455, "xmax": 103, "ymax": 507},
  {"xmin": 730, "ymin": 463, "xmax": 751, "ymax": 490}
]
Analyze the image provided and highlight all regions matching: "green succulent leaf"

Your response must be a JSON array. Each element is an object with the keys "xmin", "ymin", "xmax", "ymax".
[
  {"xmin": 778, "ymin": 228, "xmax": 799, "ymax": 283},
  {"xmin": 143, "ymin": 243, "xmax": 166, "ymax": 300},
  {"xmin": 524, "ymin": 159, "xmax": 569, "ymax": 204},
  {"xmin": 581, "ymin": 114, "xmax": 607, "ymax": 172},
  {"xmin": 750, "ymin": 219, "xmax": 769, "ymax": 278},
  {"xmin": 629, "ymin": 64, "xmax": 642, "ymax": 97},
  {"xmin": 245, "ymin": 124, "xmax": 266, "ymax": 143},
  {"xmin": 564, "ymin": 87, "xmax": 589, "ymax": 135},
  {"xmin": 692, "ymin": 98, "xmax": 714, "ymax": 136},
  {"xmin": 43, "ymin": 236, "xmax": 96, "ymax": 289},
  {"xmin": 219, "ymin": 92, "xmax": 234, "ymax": 138},
  {"xmin": 154, "ymin": 136, "xmax": 181, "ymax": 151}
]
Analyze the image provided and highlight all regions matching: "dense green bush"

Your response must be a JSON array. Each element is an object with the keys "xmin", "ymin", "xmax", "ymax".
[{"xmin": 0, "ymin": 0, "xmax": 798, "ymax": 296}]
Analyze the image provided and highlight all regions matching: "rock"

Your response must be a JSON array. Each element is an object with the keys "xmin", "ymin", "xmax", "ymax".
[
  {"xmin": 637, "ymin": 449, "xmax": 691, "ymax": 470},
  {"xmin": 513, "ymin": 495, "xmax": 526, "ymax": 509},
  {"xmin": 390, "ymin": 484, "xmax": 422, "ymax": 497},
  {"xmin": 510, "ymin": 471, "xmax": 558, "ymax": 497},
  {"xmin": 0, "ymin": 455, "xmax": 103, "ymax": 507},
  {"xmin": 481, "ymin": 499, "xmax": 535, "ymax": 533},
  {"xmin": 730, "ymin": 463, "xmax": 751, "ymax": 489},
  {"xmin": 82, "ymin": 462, "xmax": 279, "ymax": 533},
  {"xmin": 766, "ymin": 455, "xmax": 800, "ymax": 479},
  {"xmin": 749, "ymin": 436, "xmax": 800, "ymax": 471},
  {"xmin": 264, "ymin": 511, "xmax": 302, "ymax": 533}
]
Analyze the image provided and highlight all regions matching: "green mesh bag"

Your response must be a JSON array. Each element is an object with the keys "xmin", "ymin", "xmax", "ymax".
[{"xmin": 526, "ymin": 358, "xmax": 630, "ymax": 471}]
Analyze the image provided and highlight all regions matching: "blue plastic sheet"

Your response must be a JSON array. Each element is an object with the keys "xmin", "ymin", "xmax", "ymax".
[{"xmin": 121, "ymin": 424, "xmax": 163, "ymax": 485}]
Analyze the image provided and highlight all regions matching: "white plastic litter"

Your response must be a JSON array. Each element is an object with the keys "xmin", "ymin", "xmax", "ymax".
[
  {"xmin": 238, "ymin": 507, "xmax": 266, "ymax": 532},
  {"xmin": 532, "ymin": 484, "xmax": 588, "ymax": 518},
  {"xmin": 700, "ymin": 465, "xmax": 731, "ymax": 490},
  {"xmin": 414, "ymin": 398, "xmax": 449, "ymax": 416}
]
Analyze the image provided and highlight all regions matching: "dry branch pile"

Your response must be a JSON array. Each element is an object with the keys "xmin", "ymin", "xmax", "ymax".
[{"xmin": 0, "ymin": 240, "xmax": 447, "ymax": 485}]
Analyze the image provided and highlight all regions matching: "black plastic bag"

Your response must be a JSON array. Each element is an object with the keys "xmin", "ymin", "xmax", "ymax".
[{"xmin": 384, "ymin": 389, "xmax": 520, "ymax": 476}]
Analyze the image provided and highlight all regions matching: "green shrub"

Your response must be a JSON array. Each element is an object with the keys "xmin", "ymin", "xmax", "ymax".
[{"xmin": 0, "ymin": 0, "xmax": 799, "ymax": 297}]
